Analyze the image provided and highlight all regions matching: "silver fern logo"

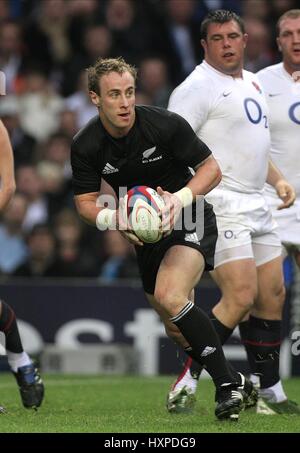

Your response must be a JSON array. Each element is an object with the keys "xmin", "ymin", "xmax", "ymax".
[{"xmin": 0, "ymin": 71, "xmax": 6, "ymax": 95}]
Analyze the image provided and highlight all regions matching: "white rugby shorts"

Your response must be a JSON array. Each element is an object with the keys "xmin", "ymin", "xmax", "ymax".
[{"xmin": 205, "ymin": 188, "xmax": 282, "ymax": 268}]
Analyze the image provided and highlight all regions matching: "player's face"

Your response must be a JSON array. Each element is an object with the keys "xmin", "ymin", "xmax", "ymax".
[
  {"xmin": 201, "ymin": 20, "xmax": 247, "ymax": 77},
  {"xmin": 90, "ymin": 71, "xmax": 136, "ymax": 137},
  {"xmin": 277, "ymin": 17, "xmax": 300, "ymax": 73}
]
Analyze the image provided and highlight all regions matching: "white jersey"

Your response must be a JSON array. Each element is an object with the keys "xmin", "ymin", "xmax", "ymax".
[
  {"xmin": 168, "ymin": 61, "xmax": 270, "ymax": 194},
  {"xmin": 257, "ymin": 63, "xmax": 300, "ymax": 201}
]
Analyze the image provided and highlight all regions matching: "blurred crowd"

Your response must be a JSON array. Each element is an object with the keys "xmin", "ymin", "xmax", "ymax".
[{"xmin": 0, "ymin": 0, "xmax": 298, "ymax": 280}]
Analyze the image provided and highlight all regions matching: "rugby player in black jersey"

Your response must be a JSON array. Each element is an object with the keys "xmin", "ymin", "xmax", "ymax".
[{"xmin": 71, "ymin": 57, "xmax": 252, "ymax": 420}]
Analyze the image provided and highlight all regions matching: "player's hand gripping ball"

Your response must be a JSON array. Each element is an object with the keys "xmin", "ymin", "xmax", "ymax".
[{"xmin": 123, "ymin": 186, "xmax": 165, "ymax": 243}]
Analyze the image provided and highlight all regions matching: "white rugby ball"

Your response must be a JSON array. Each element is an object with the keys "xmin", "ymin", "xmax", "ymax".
[{"xmin": 125, "ymin": 186, "xmax": 165, "ymax": 243}]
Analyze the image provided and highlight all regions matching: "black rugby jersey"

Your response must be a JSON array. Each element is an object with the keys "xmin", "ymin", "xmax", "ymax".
[{"xmin": 71, "ymin": 105, "xmax": 212, "ymax": 197}]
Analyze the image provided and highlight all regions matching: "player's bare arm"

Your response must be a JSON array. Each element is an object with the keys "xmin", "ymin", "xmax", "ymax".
[
  {"xmin": 267, "ymin": 160, "xmax": 296, "ymax": 209},
  {"xmin": 74, "ymin": 191, "xmax": 143, "ymax": 246},
  {"xmin": 158, "ymin": 155, "xmax": 222, "ymax": 232},
  {"xmin": 0, "ymin": 120, "xmax": 16, "ymax": 212}
]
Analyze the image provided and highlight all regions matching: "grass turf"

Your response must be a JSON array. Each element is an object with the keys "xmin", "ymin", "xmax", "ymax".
[{"xmin": 0, "ymin": 374, "xmax": 299, "ymax": 433}]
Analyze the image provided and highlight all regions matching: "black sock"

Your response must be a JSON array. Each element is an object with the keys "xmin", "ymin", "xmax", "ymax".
[
  {"xmin": 245, "ymin": 315, "xmax": 281, "ymax": 388},
  {"xmin": 239, "ymin": 320, "xmax": 257, "ymax": 374},
  {"xmin": 171, "ymin": 302, "xmax": 234, "ymax": 388},
  {"xmin": 210, "ymin": 311, "xmax": 233, "ymax": 344},
  {"xmin": 210, "ymin": 312, "xmax": 240, "ymax": 381},
  {"xmin": 184, "ymin": 311, "xmax": 239, "ymax": 381},
  {"xmin": 0, "ymin": 302, "xmax": 23, "ymax": 353}
]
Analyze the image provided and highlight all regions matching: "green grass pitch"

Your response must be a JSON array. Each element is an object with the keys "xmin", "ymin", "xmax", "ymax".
[{"xmin": 0, "ymin": 375, "xmax": 299, "ymax": 433}]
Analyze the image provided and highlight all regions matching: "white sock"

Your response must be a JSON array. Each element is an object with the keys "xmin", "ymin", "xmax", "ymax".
[
  {"xmin": 172, "ymin": 368, "xmax": 198, "ymax": 393},
  {"xmin": 260, "ymin": 380, "xmax": 287, "ymax": 403},
  {"xmin": 7, "ymin": 351, "xmax": 32, "ymax": 373}
]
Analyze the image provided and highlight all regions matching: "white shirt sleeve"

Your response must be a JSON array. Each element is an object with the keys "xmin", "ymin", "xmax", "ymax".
[{"xmin": 168, "ymin": 78, "xmax": 212, "ymax": 134}]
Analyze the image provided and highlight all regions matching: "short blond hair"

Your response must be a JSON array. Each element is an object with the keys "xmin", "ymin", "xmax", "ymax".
[
  {"xmin": 277, "ymin": 9, "xmax": 300, "ymax": 35},
  {"xmin": 87, "ymin": 57, "xmax": 137, "ymax": 95}
]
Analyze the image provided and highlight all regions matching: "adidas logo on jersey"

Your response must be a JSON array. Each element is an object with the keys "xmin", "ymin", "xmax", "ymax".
[
  {"xmin": 102, "ymin": 163, "xmax": 119, "ymax": 174},
  {"xmin": 184, "ymin": 232, "xmax": 199, "ymax": 244},
  {"xmin": 201, "ymin": 346, "xmax": 216, "ymax": 357}
]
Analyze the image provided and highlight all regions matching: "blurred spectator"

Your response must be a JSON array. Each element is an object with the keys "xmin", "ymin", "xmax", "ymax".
[
  {"xmin": 65, "ymin": 70, "xmax": 96, "ymax": 129},
  {"xmin": 0, "ymin": 0, "xmax": 10, "ymax": 22},
  {"xmin": 59, "ymin": 109, "xmax": 79, "ymax": 139},
  {"xmin": 67, "ymin": 0, "xmax": 105, "ymax": 55},
  {"xmin": 41, "ymin": 132, "xmax": 72, "ymax": 180},
  {"xmin": 63, "ymin": 24, "xmax": 113, "ymax": 96},
  {"xmin": 100, "ymin": 230, "xmax": 140, "ymax": 281},
  {"xmin": 104, "ymin": 0, "xmax": 159, "ymax": 65},
  {"xmin": 244, "ymin": 18, "xmax": 274, "ymax": 72},
  {"xmin": 23, "ymin": 0, "xmax": 72, "ymax": 82},
  {"xmin": 242, "ymin": 0, "xmax": 271, "ymax": 21},
  {"xmin": 0, "ymin": 95, "xmax": 36, "ymax": 166},
  {"xmin": 18, "ymin": 70, "xmax": 64, "ymax": 142},
  {"xmin": 159, "ymin": 0, "xmax": 202, "ymax": 85},
  {"xmin": 138, "ymin": 57, "xmax": 172, "ymax": 108},
  {"xmin": 135, "ymin": 91, "xmax": 152, "ymax": 106},
  {"xmin": 36, "ymin": 160, "xmax": 72, "ymax": 218},
  {"xmin": 13, "ymin": 223, "xmax": 57, "ymax": 277},
  {"xmin": 51, "ymin": 208, "xmax": 99, "ymax": 277},
  {"xmin": 16, "ymin": 164, "xmax": 48, "ymax": 232},
  {"xmin": 271, "ymin": 0, "xmax": 299, "ymax": 17},
  {"xmin": 0, "ymin": 193, "xmax": 28, "ymax": 274},
  {"xmin": 0, "ymin": 21, "xmax": 25, "ymax": 94}
]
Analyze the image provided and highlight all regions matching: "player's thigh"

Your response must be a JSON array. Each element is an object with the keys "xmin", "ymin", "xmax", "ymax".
[
  {"xmin": 211, "ymin": 257, "xmax": 258, "ymax": 302},
  {"xmin": 155, "ymin": 245, "xmax": 205, "ymax": 300}
]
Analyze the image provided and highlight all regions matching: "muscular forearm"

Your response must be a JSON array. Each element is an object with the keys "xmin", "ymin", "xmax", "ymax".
[
  {"xmin": 74, "ymin": 192, "xmax": 101, "ymax": 226},
  {"xmin": 266, "ymin": 160, "xmax": 295, "ymax": 209},
  {"xmin": 75, "ymin": 192, "xmax": 119, "ymax": 231},
  {"xmin": 266, "ymin": 160, "xmax": 285, "ymax": 188},
  {"xmin": 187, "ymin": 156, "xmax": 222, "ymax": 198}
]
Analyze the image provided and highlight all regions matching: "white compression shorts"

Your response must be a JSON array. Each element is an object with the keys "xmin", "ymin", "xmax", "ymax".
[{"xmin": 205, "ymin": 188, "xmax": 282, "ymax": 268}]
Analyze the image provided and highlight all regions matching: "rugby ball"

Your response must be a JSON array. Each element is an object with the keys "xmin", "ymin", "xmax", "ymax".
[{"xmin": 124, "ymin": 186, "xmax": 165, "ymax": 243}]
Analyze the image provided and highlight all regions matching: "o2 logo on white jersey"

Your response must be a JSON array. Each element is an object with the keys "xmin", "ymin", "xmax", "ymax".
[
  {"xmin": 243, "ymin": 98, "xmax": 268, "ymax": 128},
  {"xmin": 288, "ymin": 102, "xmax": 300, "ymax": 125}
]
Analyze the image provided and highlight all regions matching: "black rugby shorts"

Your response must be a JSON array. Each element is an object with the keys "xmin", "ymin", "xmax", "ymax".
[{"xmin": 135, "ymin": 201, "xmax": 218, "ymax": 294}]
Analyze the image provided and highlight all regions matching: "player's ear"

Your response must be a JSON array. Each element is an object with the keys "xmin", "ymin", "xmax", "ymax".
[
  {"xmin": 277, "ymin": 37, "xmax": 282, "ymax": 52},
  {"xmin": 243, "ymin": 33, "xmax": 248, "ymax": 48},
  {"xmin": 201, "ymin": 38, "xmax": 207, "ymax": 52},
  {"xmin": 89, "ymin": 90, "xmax": 101, "ymax": 107}
]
